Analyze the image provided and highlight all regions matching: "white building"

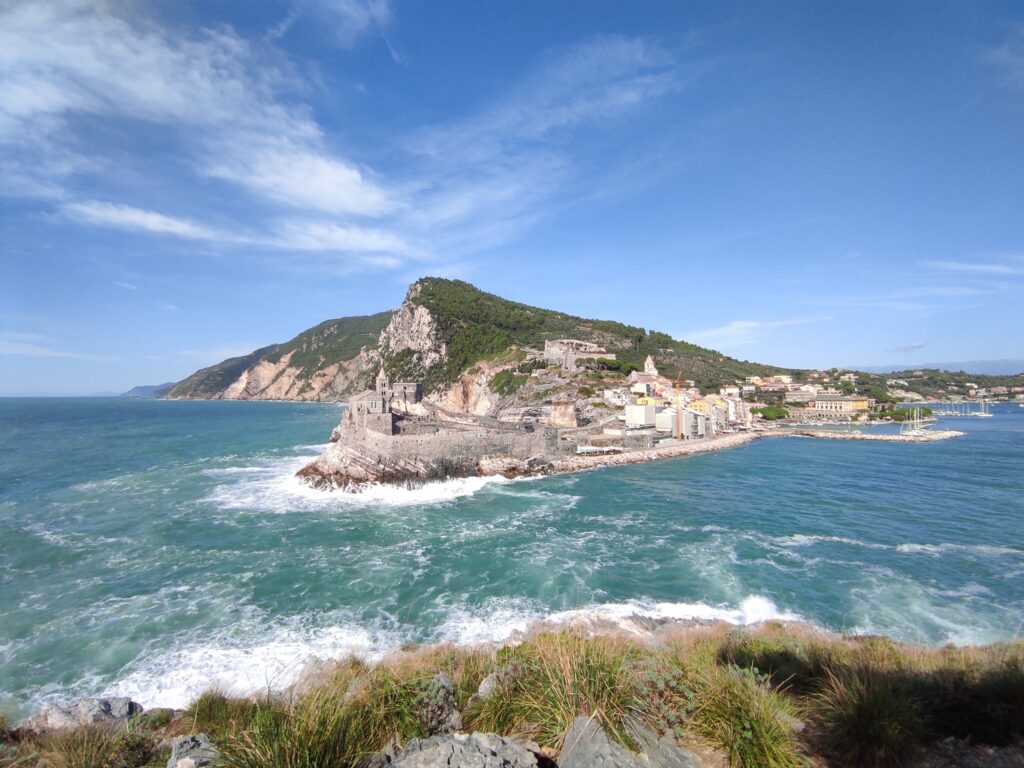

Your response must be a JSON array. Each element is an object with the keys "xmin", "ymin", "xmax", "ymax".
[
  {"xmin": 655, "ymin": 406, "xmax": 708, "ymax": 439},
  {"xmin": 603, "ymin": 388, "xmax": 631, "ymax": 406},
  {"xmin": 624, "ymin": 403, "xmax": 656, "ymax": 428}
]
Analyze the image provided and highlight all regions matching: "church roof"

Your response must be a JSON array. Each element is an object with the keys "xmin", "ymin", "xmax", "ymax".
[{"xmin": 349, "ymin": 389, "xmax": 382, "ymax": 402}]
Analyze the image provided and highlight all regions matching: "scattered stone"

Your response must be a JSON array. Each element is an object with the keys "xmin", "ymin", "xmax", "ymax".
[
  {"xmin": 166, "ymin": 733, "xmax": 220, "ymax": 768},
  {"xmin": 19, "ymin": 697, "xmax": 143, "ymax": 732},
  {"xmin": 390, "ymin": 732, "xmax": 542, "ymax": 767},
  {"xmin": 472, "ymin": 664, "xmax": 522, "ymax": 703},
  {"xmin": 558, "ymin": 716, "xmax": 703, "ymax": 768}
]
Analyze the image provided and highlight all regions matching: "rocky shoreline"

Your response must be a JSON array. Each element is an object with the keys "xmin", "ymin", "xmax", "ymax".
[
  {"xmin": 7, "ymin": 615, "xmax": 1023, "ymax": 768},
  {"xmin": 296, "ymin": 422, "xmax": 966, "ymax": 492}
]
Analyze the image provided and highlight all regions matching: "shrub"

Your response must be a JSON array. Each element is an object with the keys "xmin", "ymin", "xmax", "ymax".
[
  {"xmin": 490, "ymin": 370, "xmax": 528, "ymax": 396},
  {"xmin": 129, "ymin": 708, "xmax": 173, "ymax": 731},
  {"xmin": 717, "ymin": 630, "xmax": 843, "ymax": 694},
  {"xmin": 184, "ymin": 690, "xmax": 266, "ymax": 740},
  {"xmin": 816, "ymin": 665, "xmax": 923, "ymax": 767},
  {"xmin": 913, "ymin": 648, "xmax": 1024, "ymax": 745},
  {"xmin": 687, "ymin": 665, "xmax": 806, "ymax": 768},
  {"xmin": 465, "ymin": 632, "xmax": 641, "ymax": 748},
  {"xmin": 104, "ymin": 732, "xmax": 155, "ymax": 768},
  {"xmin": 37, "ymin": 726, "xmax": 121, "ymax": 768}
]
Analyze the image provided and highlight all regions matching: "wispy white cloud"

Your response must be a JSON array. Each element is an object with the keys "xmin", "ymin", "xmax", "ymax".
[
  {"xmin": 1, "ymin": 3, "xmax": 687, "ymax": 273},
  {"xmin": 269, "ymin": 220, "xmax": 409, "ymax": 255},
  {"xmin": 923, "ymin": 260, "xmax": 1024, "ymax": 276},
  {"xmin": 270, "ymin": 0, "xmax": 394, "ymax": 52},
  {"xmin": 115, "ymin": 281, "xmax": 139, "ymax": 291},
  {"xmin": 0, "ymin": 0, "xmax": 391, "ymax": 218},
  {"xmin": 401, "ymin": 36, "xmax": 688, "ymax": 257},
  {"xmin": 317, "ymin": 0, "xmax": 393, "ymax": 49},
  {"xmin": 0, "ymin": 337, "xmax": 115, "ymax": 361},
  {"xmin": 888, "ymin": 341, "xmax": 926, "ymax": 353},
  {"xmin": 63, "ymin": 200, "xmax": 408, "ymax": 264},
  {"xmin": 0, "ymin": 330, "xmax": 51, "ymax": 343},
  {"xmin": 63, "ymin": 202, "xmax": 219, "ymax": 240},
  {"xmin": 684, "ymin": 317, "xmax": 830, "ymax": 347},
  {"xmin": 986, "ymin": 28, "xmax": 1024, "ymax": 88}
]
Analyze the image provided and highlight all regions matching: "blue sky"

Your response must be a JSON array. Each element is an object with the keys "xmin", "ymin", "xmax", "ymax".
[{"xmin": 2, "ymin": 1, "xmax": 1023, "ymax": 395}]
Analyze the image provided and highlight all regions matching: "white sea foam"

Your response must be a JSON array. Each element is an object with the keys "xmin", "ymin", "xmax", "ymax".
[
  {"xmin": 32, "ymin": 595, "xmax": 805, "ymax": 713},
  {"xmin": 96, "ymin": 621, "xmax": 399, "ymax": 710},
  {"xmin": 203, "ymin": 453, "xmax": 514, "ymax": 512},
  {"xmin": 895, "ymin": 543, "xmax": 1022, "ymax": 557},
  {"xmin": 775, "ymin": 535, "xmax": 1022, "ymax": 559},
  {"xmin": 546, "ymin": 595, "xmax": 803, "ymax": 629},
  {"xmin": 433, "ymin": 597, "xmax": 547, "ymax": 645},
  {"xmin": 775, "ymin": 533, "xmax": 890, "ymax": 550}
]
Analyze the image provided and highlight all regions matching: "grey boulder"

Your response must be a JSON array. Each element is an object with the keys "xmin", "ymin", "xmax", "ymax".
[
  {"xmin": 390, "ymin": 732, "xmax": 541, "ymax": 767},
  {"xmin": 166, "ymin": 733, "xmax": 220, "ymax": 768},
  {"xmin": 558, "ymin": 717, "xmax": 703, "ymax": 768},
  {"xmin": 19, "ymin": 697, "xmax": 143, "ymax": 732}
]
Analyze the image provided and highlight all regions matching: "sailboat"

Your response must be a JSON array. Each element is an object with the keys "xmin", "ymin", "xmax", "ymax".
[{"xmin": 900, "ymin": 407, "xmax": 931, "ymax": 437}]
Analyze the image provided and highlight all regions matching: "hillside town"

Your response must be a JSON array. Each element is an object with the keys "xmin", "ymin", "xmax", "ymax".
[{"xmin": 334, "ymin": 338, "xmax": 992, "ymax": 462}]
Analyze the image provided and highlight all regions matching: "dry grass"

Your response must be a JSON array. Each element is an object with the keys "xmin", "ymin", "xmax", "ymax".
[{"xmin": 5, "ymin": 626, "xmax": 1023, "ymax": 768}]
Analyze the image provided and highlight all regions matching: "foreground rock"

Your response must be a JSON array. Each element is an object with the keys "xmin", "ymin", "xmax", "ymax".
[
  {"xmin": 369, "ymin": 732, "xmax": 546, "ymax": 767},
  {"xmin": 559, "ymin": 717, "xmax": 702, "ymax": 768},
  {"xmin": 166, "ymin": 733, "xmax": 220, "ymax": 768},
  {"xmin": 19, "ymin": 697, "xmax": 143, "ymax": 732}
]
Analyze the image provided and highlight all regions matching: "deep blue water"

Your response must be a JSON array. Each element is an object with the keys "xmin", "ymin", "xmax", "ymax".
[{"xmin": 1, "ymin": 398, "xmax": 1022, "ymax": 717}]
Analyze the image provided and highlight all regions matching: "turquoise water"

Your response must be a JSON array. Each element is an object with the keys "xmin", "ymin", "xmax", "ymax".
[{"xmin": 1, "ymin": 398, "xmax": 1023, "ymax": 716}]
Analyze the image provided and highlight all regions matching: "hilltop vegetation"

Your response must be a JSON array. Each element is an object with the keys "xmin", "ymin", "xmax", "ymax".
[
  {"xmin": 159, "ymin": 278, "xmax": 1023, "ymax": 403},
  {"xmin": 396, "ymin": 278, "xmax": 789, "ymax": 392}
]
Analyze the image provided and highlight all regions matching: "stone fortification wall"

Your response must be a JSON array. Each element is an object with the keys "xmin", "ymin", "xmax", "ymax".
[{"xmin": 297, "ymin": 422, "xmax": 559, "ymax": 490}]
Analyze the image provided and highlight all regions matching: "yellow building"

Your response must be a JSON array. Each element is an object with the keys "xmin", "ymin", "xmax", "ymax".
[
  {"xmin": 687, "ymin": 400, "xmax": 713, "ymax": 417},
  {"xmin": 850, "ymin": 396, "xmax": 871, "ymax": 413}
]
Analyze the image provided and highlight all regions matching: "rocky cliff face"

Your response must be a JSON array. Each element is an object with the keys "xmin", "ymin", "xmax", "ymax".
[
  {"xmin": 167, "ymin": 312, "xmax": 393, "ymax": 402},
  {"xmin": 378, "ymin": 283, "xmax": 447, "ymax": 373},
  {"xmin": 167, "ymin": 276, "xmax": 787, "ymax": 404}
]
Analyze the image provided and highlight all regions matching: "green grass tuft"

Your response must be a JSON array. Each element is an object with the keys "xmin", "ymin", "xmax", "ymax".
[{"xmin": 816, "ymin": 664, "xmax": 923, "ymax": 767}]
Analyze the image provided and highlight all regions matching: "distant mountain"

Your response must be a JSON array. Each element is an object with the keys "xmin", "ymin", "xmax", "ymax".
[
  {"xmin": 121, "ymin": 383, "xmax": 175, "ymax": 398},
  {"xmin": 167, "ymin": 277, "xmax": 791, "ymax": 402},
  {"xmin": 858, "ymin": 360, "xmax": 1024, "ymax": 376}
]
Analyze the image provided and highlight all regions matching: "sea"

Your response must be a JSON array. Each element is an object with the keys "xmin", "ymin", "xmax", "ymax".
[{"xmin": 1, "ymin": 398, "xmax": 1022, "ymax": 717}]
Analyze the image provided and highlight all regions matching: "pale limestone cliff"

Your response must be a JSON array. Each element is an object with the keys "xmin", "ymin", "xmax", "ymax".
[
  {"xmin": 378, "ymin": 290, "xmax": 446, "ymax": 372},
  {"xmin": 435, "ymin": 363, "xmax": 503, "ymax": 416},
  {"xmin": 215, "ymin": 349, "xmax": 378, "ymax": 401}
]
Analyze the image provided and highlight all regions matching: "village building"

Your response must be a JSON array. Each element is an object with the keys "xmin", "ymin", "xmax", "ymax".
[
  {"xmin": 655, "ymin": 405, "xmax": 709, "ymax": 439},
  {"xmin": 624, "ymin": 402, "xmax": 656, "ymax": 428},
  {"xmin": 603, "ymin": 388, "xmax": 631, "ymax": 406}
]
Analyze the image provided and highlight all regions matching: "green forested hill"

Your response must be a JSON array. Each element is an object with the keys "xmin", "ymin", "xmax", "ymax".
[
  {"xmin": 392, "ymin": 278, "xmax": 791, "ymax": 390},
  {"xmin": 167, "ymin": 311, "xmax": 393, "ymax": 399}
]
